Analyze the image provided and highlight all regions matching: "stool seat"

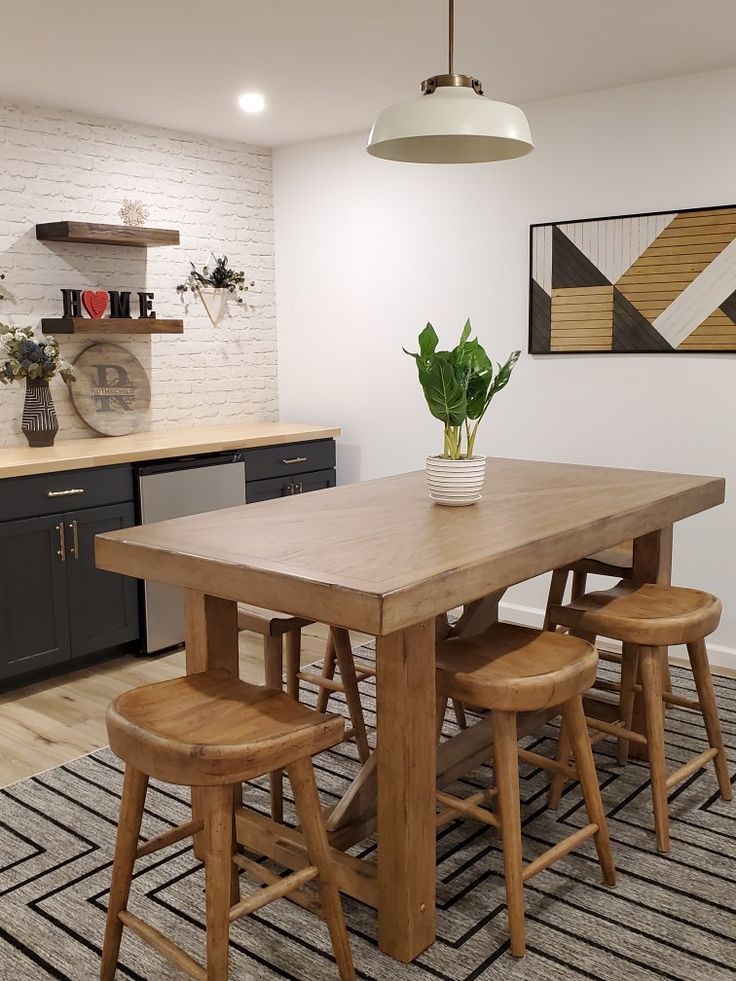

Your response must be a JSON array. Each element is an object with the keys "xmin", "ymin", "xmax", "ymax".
[
  {"xmin": 550, "ymin": 580, "xmax": 722, "ymax": 646},
  {"xmin": 237, "ymin": 603, "xmax": 314, "ymax": 636},
  {"xmin": 107, "ymin": 670, "xmax": 344, "ymax": 786},
  {"xmin": 579, "ymin": 541, "xmax": 633, "ymax": 575},
  {"xmin": 436, "ymin": 623, "xmax": 598, "ymax": 712}
]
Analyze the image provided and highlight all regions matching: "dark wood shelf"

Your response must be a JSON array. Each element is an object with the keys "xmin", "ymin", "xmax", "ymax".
[
  {"xmin": 36, "ymin": 221, "xmax": 180, "ymax": 248},
  {"xmin": 41, "ymin": 318, "xmax": 183, "ymax": 335}
]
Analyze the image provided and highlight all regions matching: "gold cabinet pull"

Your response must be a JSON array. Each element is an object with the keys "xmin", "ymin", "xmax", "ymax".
[
  {"xmin": 68, "ymin": 519, "xmax": 79, "ymax": 560},
  {"xmin": 56, "ymin": 522, "xmax": 66, "ymax": 562}
]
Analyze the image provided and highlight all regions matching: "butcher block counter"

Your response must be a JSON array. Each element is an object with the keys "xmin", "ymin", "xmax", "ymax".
[{"xmin": 0, "ymin": 422, "xmax": 341, "ymax": 479}]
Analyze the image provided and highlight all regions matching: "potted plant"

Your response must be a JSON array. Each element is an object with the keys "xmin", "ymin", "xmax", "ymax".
[
  {"xmin": 404, "ymin": 320, "xmax": 519, "ymax": 505},
  {"xmin": 0, "ymin": 325, "xmax": 74, "ymax": 447},
  {"xmin": 177, "ymin": 255, "xmax": 255, "ymax": 326}
]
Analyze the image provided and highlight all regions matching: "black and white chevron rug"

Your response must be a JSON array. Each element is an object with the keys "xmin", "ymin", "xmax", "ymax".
[{"xmin": 0, "ymin": 645, "xmax": 734, "ymax": 980}]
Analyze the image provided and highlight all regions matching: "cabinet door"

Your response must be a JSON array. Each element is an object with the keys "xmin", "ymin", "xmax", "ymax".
[
  {"xmin": 246, "ymin": 468, "xmax": 336, "ymax": 503},
  {"xmin": 65, "ymin": 503, "xmax": 139, "ymax": 658},
  {"xmin": 0, "ymin": 514, "xmax": 70, "ymax": 679}
]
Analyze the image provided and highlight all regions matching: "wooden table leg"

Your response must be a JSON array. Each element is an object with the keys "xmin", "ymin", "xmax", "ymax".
[
  {"xmin": 185, "ymin": 591, "xmax": 240, "ymax": 858},
  {"xmin": 629, "ymin": 526, "xmax": 673, "ymax": 759},
  {"xmin": 376, "ymin": 619, "xmax": 436, "ymax": 962}
]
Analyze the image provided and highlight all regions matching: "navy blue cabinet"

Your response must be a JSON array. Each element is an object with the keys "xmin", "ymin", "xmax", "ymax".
[{"xmin": 0, "ymin": 466, "xmax": 139, "ymax": 683}]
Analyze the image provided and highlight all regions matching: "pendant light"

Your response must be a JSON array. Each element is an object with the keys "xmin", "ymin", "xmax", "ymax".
[{"xmin": 367, "ymin": 0, "xmax": 533, "ymax": 164}]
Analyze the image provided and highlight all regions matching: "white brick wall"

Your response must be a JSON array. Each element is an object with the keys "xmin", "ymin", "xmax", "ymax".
[{"xmin": 0, "ymin": 100, "xmax": 277, "ymax": 446}]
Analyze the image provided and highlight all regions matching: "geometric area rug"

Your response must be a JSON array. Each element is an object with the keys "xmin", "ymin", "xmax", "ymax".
[{"xmin": 0, "ymin": 642, "xmax": 734, "ymax": 980}]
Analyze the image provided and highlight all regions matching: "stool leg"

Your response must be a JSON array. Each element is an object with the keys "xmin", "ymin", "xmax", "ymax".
[
  {"xmin": 100, "ymin": 766, "xmax": 149, "ymax": 981},
  {"xmin": 543, "ymin": 568, "xmax": 569, "ymax": 630},
  {"xmin": 264, "ymin": 633, "xmax": 285, "ymax": 824},
  {"xmin": 639, "ymin": 646, "xmax": 670, "ymax": 853},
  {"xmin": 547, "ymin": 718, "xmax": 571, "ymax": 811},
  {"xmin": 204, "ymin": 784, "xmax": 236, "ymax": 981},
  {"xmin": 492, "ymin": 711, "xmax": 526, "ymax": 958},
  {"xmin": 288, "ymin": 757, "xmax": 356, "ymax": 980},
  {"xmin": 687, "ymin": 638, "xmax": 732, "ymax": 801},
  {"xmin": 570, "ymin": 570, "xmax": 587, "ymax": 601},
  {"xmin": 316, "ymin": 632, "xmax": 338, "ymax": 713},
  {"xmin": 285, "ymin": 628, "xmax": 302, "ymax": 701},
  {"xmin": 452, "ymin": 699, "xmax": 467, "ymax": 729},
  {"xmin": 436, "ymin": 696, "xmax": 449, "ymax": 742},
  {"xmin": 617, "ymin": 644, "xmax": 640, "ymax": 766},
  {"xmin": 333, "ymin": 627, "xmax": 371, "ymax": 763},
  {"xmin": 563, "ymin": 697, "xmax": 616, "ymax": 885}
]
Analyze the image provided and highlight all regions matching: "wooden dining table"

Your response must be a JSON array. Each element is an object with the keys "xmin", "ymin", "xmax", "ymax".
[{"xmin": 95, "ymin": 457, "xmax": 724, "ymax": 963}]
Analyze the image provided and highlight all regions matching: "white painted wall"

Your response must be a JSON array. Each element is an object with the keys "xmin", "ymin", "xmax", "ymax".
[
  {"xmin": 274, "ymin": 67, "xmax": 736, "ymax": 665},
  {"xmin": 0, "ymin": 101, "xmax": 277, "ymax": 446}
]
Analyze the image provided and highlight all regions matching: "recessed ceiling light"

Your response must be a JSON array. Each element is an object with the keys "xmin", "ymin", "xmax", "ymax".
[{"xmin": 238, "ymin": 92, "xmax": 266, "ymax": 114}]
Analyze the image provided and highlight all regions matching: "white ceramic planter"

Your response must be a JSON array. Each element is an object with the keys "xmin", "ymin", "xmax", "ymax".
[
  {"xmin": 426, "ymin": 455, "xmax": 486, "ymax": 506},
  {"xmin": 197, "ymin": 288, "xmax": 229, "ymax": 326}
]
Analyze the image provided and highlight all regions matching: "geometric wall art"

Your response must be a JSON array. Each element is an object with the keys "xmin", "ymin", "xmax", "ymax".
[{"xmin": 529, "ymin": 205, "xmax": 736, "ymax": 353}]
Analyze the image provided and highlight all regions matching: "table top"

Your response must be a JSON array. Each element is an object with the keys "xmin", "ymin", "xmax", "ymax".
[
  {"xmin": 95, "ymin": 457, "xmax": 725, "ymax": 635},
  {"xmin": 0, "ymin": 421, "xmax": 340, "ymax": 479}
]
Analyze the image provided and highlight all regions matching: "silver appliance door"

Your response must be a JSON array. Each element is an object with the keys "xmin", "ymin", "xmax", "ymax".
[{"xmin": 138, "ymin": 460, "xmax": 245, "ymax": 653}]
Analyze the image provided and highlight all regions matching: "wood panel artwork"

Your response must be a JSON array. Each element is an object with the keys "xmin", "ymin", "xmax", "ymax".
[{"xmin": 529, "ymin": 204, "xmax": 736, "ymax": 353}]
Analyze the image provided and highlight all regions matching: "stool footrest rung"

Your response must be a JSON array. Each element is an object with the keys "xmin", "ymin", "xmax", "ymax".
[
  {"xmin": 586, "ymin": 716, "xmax": 647, "ymax": 745},
  {"xmin": 353, "ymin": 666, "xmax": 376, "ymax": 680},
  {"xmin": 228, "ymin": 864, "xmax": 320, "ymax": 923},
  {"xmin": 435, "ymin": 788, "xmax": 499, "ymax": 828},
  {"xmin": 599, "ymin": 651, "xmax": 623, "ymax": 665},
  {"xmin": 136, "ymin": 820, "xmax": 203, "ymax": 859},
  {"xmin": 518, "ymin": 748, "xmax": 578, "ymax": 780},
  {"xmin": 118, "ymin": 910, "xmax": 206, "ymax": 980},
  {"xmin": 296, "ymin": 671, "xmax": 345, "ymax": 694},
  {"xmin": 665, "ymin": 747, "xmax": 719, "ymax": 790},
  {"xmin": 233, "ymin": 853, "xmax": 322, "ymax": 916},
  {"xmin": 522, "ymin": 823, "xmax": 599, "ymax": 882}
]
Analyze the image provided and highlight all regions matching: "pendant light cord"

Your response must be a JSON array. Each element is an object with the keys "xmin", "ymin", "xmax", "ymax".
[{"xmin": 448, "ymin": 0, "xmax": 455, "ymax": 74}]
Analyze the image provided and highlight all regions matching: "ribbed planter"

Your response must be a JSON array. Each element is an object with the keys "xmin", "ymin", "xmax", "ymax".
[
  {"xmin": 22, "ymin": 378, "xmax": 59, "ymax": 447},
  {"xmin": 426, "ymin": 455, "xmax": 486, "ymax": 506}
]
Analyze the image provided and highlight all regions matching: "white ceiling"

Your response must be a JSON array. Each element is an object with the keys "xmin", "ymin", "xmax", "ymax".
[{"xmin": 3, "ymin": 1, "xmax": 736, "ymax": 148}]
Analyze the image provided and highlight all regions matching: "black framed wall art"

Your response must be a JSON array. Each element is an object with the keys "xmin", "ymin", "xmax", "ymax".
[{"xmin": 528, "ymin": 204, "xmax": 736, "ymax": 354}]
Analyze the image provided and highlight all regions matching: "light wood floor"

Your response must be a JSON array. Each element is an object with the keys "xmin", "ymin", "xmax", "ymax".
[{"xmin": 0, "ymin": 622, "xmax": 367, "ymax": 789}]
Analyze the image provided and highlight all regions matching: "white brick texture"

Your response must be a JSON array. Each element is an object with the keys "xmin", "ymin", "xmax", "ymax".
[{"xmin": 0, "ymin": 100, "xmax": 277, "ymax": 446}]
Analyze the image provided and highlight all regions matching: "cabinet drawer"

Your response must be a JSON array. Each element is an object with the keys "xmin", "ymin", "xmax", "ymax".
[
  {"xmin": 246, "ymin": 468, "xmax": 336, "ymax": 504},
  {"xmin": 244, "ymin": 439, "xmax": 335, "ymax": 482},
  {"xmin": 0, "ymin": 465, "xmax": 133, "ymax": 522}
]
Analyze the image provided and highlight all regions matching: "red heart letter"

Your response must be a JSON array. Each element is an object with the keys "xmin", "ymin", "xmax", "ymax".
[{"xmin": 81, "ymin": 290, "xmax": 108, "ymax": 319}]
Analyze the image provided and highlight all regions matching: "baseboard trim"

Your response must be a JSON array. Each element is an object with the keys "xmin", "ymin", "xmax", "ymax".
[{"xmin": 499, "ymin": 601, "xmax": 736, "ymax": 675}]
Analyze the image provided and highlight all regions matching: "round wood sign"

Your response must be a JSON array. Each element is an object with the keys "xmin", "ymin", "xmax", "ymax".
[{"xmin": 69, "ymin": 343, "xmax": 151, "ymax": 436}]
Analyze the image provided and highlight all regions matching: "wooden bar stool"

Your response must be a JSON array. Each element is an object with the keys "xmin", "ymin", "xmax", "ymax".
[
  {"xmin": 101, "ymin": 670, "xmax": 355, "ymax": 981},
  {"xmin": 543, "ymin": 541, "xmax": 633, "ymax": 629},
  {"xmin": 547, "ymin": 581, "xmax": 731, "ymax": 853},
  {"xmin": 435, "ymin": 624, "xmax": 616, "ymax": 958},
  {"xmin": 236, "ymin": 607, "xmax": 373, "ymax": 823},
  {"xmin": 237, "ymin": 604, "xmax": 313, "ymax": 823},
  {"xmin": 292, "ymin": 626, "xmax": 373, "ymax": 764}
]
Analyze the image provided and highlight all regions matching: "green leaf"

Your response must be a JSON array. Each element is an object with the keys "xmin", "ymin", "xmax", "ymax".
[
  {"xmin": 466, "ymin": 372, "xmax": 492, "ymax": 419},
  {"xmin": 418, "ymin": 323, "xmax": 438, "ymax": 359},
  {"xmin": 422, "ymin": 358, "xmax": 466, "ymax": 426}
]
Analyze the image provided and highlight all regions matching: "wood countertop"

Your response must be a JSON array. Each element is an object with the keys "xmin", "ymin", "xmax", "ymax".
[{"xmin": 0, "ymin": 422, "xmax": 340, "ymax": 479}]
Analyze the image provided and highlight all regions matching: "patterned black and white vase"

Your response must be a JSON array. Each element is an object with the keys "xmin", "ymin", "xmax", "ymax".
[{"xmin": 22, "ymin": 378, "xmax": 59, "ymax": 447}]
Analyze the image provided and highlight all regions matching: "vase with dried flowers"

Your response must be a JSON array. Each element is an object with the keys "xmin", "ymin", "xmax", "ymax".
[{"xmin": 0, "ymin": 325, "xmax": 74, "ymax": 447}]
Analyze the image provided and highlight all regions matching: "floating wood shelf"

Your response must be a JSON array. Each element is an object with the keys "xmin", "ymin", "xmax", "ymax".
[
  {"xmin": 36, "ymin": 221, "xmax": 180, "ymax": 248},
  {"xmin": 41, "ymin": 318, "xmax": 184, "ymax": 335}
]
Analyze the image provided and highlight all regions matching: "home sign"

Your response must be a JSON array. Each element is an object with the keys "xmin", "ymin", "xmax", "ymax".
[{"xmin": 60, "ymin": 289, "xmax": 157, "ymax": 320}]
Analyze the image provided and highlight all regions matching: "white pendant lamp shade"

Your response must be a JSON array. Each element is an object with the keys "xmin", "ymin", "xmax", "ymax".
[
  {"xmin": 367, "ymin": 86, "xmax": 533, "ymax": 164},
  {"xmin": 367, "ymin": 0, "xmax": 534, "ymax": 165}
]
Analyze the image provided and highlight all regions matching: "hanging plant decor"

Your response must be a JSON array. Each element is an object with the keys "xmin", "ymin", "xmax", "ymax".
[{"xmin": 177, "ymin": 255, "xmax": 255, "ymax": 326}]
